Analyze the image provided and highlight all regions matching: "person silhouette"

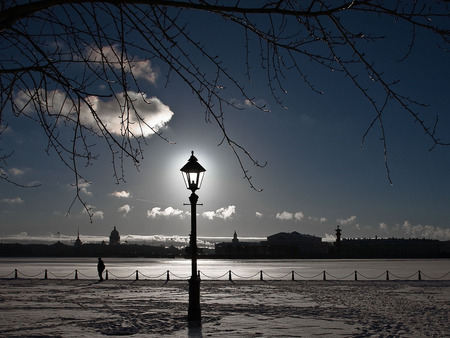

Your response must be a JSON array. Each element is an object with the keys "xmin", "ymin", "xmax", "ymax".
[{"xmin": 97, "ymin": 257, "xmax": 105, "ymax": 281}]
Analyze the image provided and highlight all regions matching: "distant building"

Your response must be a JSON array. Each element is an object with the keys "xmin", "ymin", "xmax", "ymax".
[
  {"xmin": 74, "ymin": 228, "xmax": 82, "ymax": 248},
  {"xmin": 266, "ymin": 231, "xmax": 328, "ymax": 257},
  {"xmin": 232, "ymin": 231, "xmax": 239, "ymax": 245},
  {"xmin": 109, "ymin": 226, "xmax": 120, "ymax": 246},
  {"xmin": 330, "ymin": 226, "xmax": 447, "ymax": 258},
  {"xmin": 338, "ymin": 237, "xmax": 442, "ymax": 258},
  {"xmin": 215, "ymin": 232, "xmax": 266, "ymax": 258},
  {"xmin": 335, "ymin": 225, "xmax": 342, "ymax": 247},
  {"xmin": 215, "ymin": 231, "xmax": 329, "ymax": 258},
  {"xmin": 216, "ymin": 228, "xmax": 450, "ymax": 259}
]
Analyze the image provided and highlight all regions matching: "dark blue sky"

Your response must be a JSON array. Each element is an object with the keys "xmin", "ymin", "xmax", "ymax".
[{"xmin": 1, "ymin": 5, "xmax": 449, "ymax": 243}]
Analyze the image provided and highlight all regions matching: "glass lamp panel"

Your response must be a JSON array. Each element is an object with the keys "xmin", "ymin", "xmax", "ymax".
[
  {"xmin": 197, "ymin": 172, "xmax": 205, "ymax": 189},
  {"xmin": 188, "ymin": 172, "xmax": 199, "ymax": 189},
  {"xmin": 182, "ymin": 171, "xmax": 190, "ymax": 190}
]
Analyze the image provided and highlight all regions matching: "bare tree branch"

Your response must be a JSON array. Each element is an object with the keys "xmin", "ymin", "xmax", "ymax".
[{"xmin": 1, "ymin": 1, "xmax": 449, "ymax": 217}]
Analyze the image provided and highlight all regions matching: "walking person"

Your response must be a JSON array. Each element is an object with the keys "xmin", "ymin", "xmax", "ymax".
[{"xmin": 97, "ymin": 257, "xmax": 105, "ymax": 281}]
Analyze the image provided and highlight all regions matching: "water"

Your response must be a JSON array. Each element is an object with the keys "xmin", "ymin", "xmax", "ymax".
[{"xmin": 0, "ymin": 258, "xmax": 448, "ymax": 280}]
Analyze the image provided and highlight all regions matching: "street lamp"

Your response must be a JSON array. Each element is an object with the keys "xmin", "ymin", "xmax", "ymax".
[{"xmin": 180, "ymin": 151, "xmax": 206, "ymax": 324}]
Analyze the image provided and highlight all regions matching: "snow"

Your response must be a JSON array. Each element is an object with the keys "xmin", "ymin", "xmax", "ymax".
[{"xmin": 0, "ymin": 279, "xmax": 448, "ymax": 336}]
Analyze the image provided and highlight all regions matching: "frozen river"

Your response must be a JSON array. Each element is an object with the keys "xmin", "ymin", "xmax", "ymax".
[{"xmin": 0, "ymin": 257, "xmax": 449, "ymax": 280}]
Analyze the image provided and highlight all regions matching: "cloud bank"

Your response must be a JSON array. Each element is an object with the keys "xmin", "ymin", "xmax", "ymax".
[
  {"xmin": 87, "ymin": 45, "xmax": 158, "ymax": 84},
  {"xmin": 118, "ymin": 204, "xmax": 132, "ymax": 217},
  {"xmin": 80, "ymin": 91, "xmax": 173, "ymax": 137},
  {"xmin": 401, "ymin": 221, "xmax": 450, "ymax": 240},
  {"xmin": 1, "ymin": 197, "xmax": 24, "ymax": 204},
  {"xmin": 275, "ymin": 211, "xmax": 305, "ymax": 221},
  {"xmin": 147, "ymin": 207, "xmax": 186, "ymax": 219},
  {"xmin": 110, "ymin": 191, "xmax": 131, "ymax": 198},
  {"xmin": 146, "ymin": 205, "xmax": 237, "ymax": 221},
  {"xmin": 15, "ymin": 89, "xmax": 173, "ymax": 139},
  {"xmin": 9, "ymin": 167, "xmax": 28, "ymax": 176},
  {"xmin": 202, "ymin": 205, "xmax": 236, "ymax": 220},
  {"xmin": 81, "ymin": 205, "xmax": 104, "ymax": 220},
  {"xmin": 14, "ymin": 45, "xmax": 172, "ymax": 139},
  {"xmin": 337, "ymin": 215, "xmax": 357, "ymax": 225}
]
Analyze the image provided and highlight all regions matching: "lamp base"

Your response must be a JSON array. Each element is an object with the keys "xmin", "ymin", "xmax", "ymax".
[{"xmin": 188, "ymin": 276, "xmax": 201, "ymax": 323}]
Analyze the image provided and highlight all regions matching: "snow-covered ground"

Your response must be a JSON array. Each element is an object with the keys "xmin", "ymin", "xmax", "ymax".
[{"xmin": 0, "ymin": 279, "xmax": 448, "ymax": 337}]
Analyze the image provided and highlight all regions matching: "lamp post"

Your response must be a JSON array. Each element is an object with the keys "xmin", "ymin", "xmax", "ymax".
[{"xmin": 180, "ymin": 151, "xmax": 206, "ymax": 324}]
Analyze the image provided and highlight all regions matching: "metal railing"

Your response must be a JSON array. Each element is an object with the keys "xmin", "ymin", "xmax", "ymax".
[{"xmin": 1, "ymin": 268, "xmax": 449, "ymax": 281}]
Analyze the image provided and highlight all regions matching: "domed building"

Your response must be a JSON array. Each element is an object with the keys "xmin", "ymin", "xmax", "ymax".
[{"xmin": 109, "ymin": 226, "xmax": 120, "ymax": 246}]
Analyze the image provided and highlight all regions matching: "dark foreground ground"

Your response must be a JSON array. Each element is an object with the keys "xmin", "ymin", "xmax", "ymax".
[{"xmin": 0, "ymin": 279, "xmax": 449, "ymax": 337}]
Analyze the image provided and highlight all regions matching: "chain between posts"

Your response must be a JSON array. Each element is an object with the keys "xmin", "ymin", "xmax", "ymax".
[{"xmin": 2, "ymin": 269, "xmax": 449, "ymax": 281}]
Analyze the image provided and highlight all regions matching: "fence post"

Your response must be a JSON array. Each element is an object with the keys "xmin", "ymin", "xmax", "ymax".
[
  {"xmin": 292, "ymin": 271, "xmax": 295, "ymax": 281},
  {"xmin": 354, "ymin": 270, "xmax": 358, "ymax": 281},
  {"xmin": 105, "ymin": 270, "xmax": 109, "ymax": 280},
  {"xmin": 75, "ymin": 270, "xmax": 78, "ymax": 280},
  {"xmin": 260, "ymin": 270, "xmax": 263, "ymax": 281},
  {"xmin": 166, "ymin": 270, "xmax": 170, "ymax": 281},
  {"xmin": 229, "ymin": 270, "xmax": 232, "ymax": 281},
  {"xmin": 15, "ymin": 269, "xmax": 18, "ymax": 279},
  {"xmin": 323, "ymin": 270, "xmax": 326, "ymax": 281},
  {"xmin": 386, "ymin": 270, "xmax": 389, "ymax": 281},
  {"xmin": 198, "ymin": 270, "xmax": 201, "ymax": 280},
  {"xmin": 135, "ymin": 270, "xmax": 139, "ymax": 280},
  {"xmin": 418, "ymin": 270, "xmax": 422, "ymax": 281},
  {"xmin": 45, "ymin": 269, "xmax": 48, "ymax": 280}
]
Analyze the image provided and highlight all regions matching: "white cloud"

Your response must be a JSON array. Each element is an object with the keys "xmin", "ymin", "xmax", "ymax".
[
  {"xmin": 202, "ymin": 211, "xmax": 215, "ymax": 220},
  {"xmin": 118, "ymin": 204, "xmax": 132, "ymax": 217},
  {"xmin": 244, "ymin": 98, "xmax": 269, "ymax": 110},
  {"xmin": 147, "ymin": 206, "xmax": 186, "ymax": 219},
  {"xmin": 401, "ymin": 220, "xmax": 450, "ymax": 240},
  {"xmin": 81, "ymin": 91, "xmax": 173, "ymax": 137},
  {"xmin": 92, "ymin": 210, "xmax": 104, "ymax": 219},
  {"xmin": 276, "ymin": 210, "xmax": 305, "ymax": 221},
  {"xmin": 294, "ymin": 212, "xmax": 304, "ymax": 221},
  {"xmin": 15, "ymin": 89, "xmax": 174, "ymax": 139},
  {"xmin": 87, "ymin": 45, "xmax": 158, "ymax": 84},
  {"xmin": 1, "ymin": 197, "xmax": 24, "ymax": 204},
  {"xmin": 82, "ymin": 205, "xmax": 104, "ymax": 219},
  {"xmin": 9, "ymin": 167, "xmax": 27, "ymax": 176},
  {"xmin": 308, "ymin": 216, "xmax": 328, "ymax": 223},
  {"xmin": 379, "ymin": 222, "xmax": 388, "ymax": 232},
  {"xmin": 67, "ymin": 181, "xmax": 92, "ymax": 196},
  {"xmin": 255, "ymin": 211, "xmax": 264, "ymax": 218},
  {"xmin": 229, "ymin": 98, "xmax": 270, "ymax": 111},
  {"xmin": 337, "ymin": 215, "xmax": 357, "ymax": 225},
  {"xmin": 202, "ymin": 205, "xmax": 236, "ymax": 220},
  {"xmin": 323, "ymin": 233, "xmax": 336, "ymax": 242},
  {"xmin": 110, "ymin": 191, "xmax": 131, "ymax": 198},
  {"xmin": 276, "ymin": 211, "xmax": 293, "ymax": 220},
  {"xmin": 372, "ymin": 221, "xmax": 450, "ymax": 240},
  {"xmin": 79, "ymin": 182, "xmax": 92, "ymax": 196}
]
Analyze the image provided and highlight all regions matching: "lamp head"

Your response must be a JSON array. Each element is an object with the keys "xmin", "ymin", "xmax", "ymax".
[{"xmin": 180, "ymin": 151, "xmax": 206, "ymax": 192}]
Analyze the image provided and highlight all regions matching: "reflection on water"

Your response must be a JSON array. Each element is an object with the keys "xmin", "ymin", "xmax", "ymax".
[{"xmin": 0, "ymin": 258, "xmax": 449, "ymax": 280}]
